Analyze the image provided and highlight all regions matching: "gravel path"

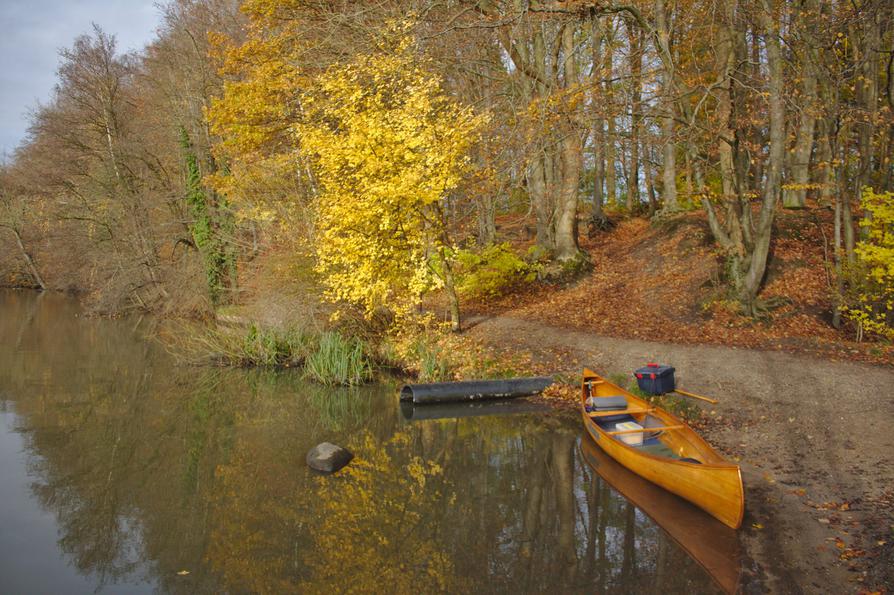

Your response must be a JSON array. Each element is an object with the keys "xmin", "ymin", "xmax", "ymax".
[{"xmin": 466, "ymin": 314, "xmax": 894, "ymax": 593}]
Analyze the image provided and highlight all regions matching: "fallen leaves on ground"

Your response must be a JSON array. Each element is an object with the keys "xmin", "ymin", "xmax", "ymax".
[{"xmin": 464, "ymin": 210, "xmax": 893, "ymax": 367}]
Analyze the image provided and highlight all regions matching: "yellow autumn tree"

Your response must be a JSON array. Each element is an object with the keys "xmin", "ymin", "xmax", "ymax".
[
  {"xmin": 298, "ymin": 31, "xmax": 487, "ymax": 331},
  {"xmin": 842, "ymin": 188, "xmax": 894, "ymax": 340}
]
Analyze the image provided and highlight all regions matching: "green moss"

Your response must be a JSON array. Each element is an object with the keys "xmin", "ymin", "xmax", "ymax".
[{"xmin": 454, "ymin": 242, "xmax": 537, "ymax": 299}]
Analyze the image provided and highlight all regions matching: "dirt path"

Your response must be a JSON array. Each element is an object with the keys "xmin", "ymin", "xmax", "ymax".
[{"xmin": 466, "ymin": 314, "xmax": 894, "ymax": 593}]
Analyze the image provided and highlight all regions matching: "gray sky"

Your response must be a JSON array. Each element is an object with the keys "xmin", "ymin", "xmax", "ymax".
[{"xmin": 0, "ymin": 0, "xmax": 162, "ymax": 158}]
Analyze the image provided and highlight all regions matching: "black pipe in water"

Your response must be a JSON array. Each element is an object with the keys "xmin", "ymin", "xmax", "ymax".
[{"xmin": 399, "ymin": 377, "xmax": 553, "ymax": 404}]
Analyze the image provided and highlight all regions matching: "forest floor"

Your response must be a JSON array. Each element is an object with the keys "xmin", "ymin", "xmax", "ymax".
[
  {"xmin": 464, "ymin": 207, "xmax": 893, "ymax": 366},
  {"xmin": 462, "ymin": 313, "xmax": 894, "ymax": 594}
]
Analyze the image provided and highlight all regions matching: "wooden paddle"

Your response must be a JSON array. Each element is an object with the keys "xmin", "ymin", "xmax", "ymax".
[{"xmin": 672, "ymin": 389, "xmax": 718, "ymax": 405}]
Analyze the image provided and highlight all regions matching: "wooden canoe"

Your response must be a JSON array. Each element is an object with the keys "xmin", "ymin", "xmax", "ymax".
[
  {"xmin": 580, "ymin": 438, "xmax": 743, "ymax": 594},
  {"xmin": 581, "ymin": 368, "xmax": 744, "ymax": 529}
]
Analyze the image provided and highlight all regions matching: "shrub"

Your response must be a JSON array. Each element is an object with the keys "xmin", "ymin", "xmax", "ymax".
[
  {"xmin": 455, "ymin": 243, "xmax": 536, "ymax": 299},
  {"xmin": 841, "ymin": 188, "xmax": 894, "ymax": 341}
]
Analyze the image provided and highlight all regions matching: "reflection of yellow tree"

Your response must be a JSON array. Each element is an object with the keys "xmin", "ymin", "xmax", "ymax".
[
  {"xmin": 301, "ymin": 431, "xmax": 461, "ymax": 594},
  {"xmin": 205, "ymin": 428, "xmax": 460, "ymax": 594}
]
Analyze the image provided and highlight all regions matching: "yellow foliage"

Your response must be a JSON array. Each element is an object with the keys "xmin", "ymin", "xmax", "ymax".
[
  {"xmin": 205, "ymin": 1, "xmax": 311, "ymax": 227},
  {"xmin": 297, "ymin": 30, "xmax": 487, "ymax": 320},
  {"xmin": 842, "ymin": 187, "xmax": 894, "ymax": 340},
  {"xmin": 209, "ymin": 14, "xmax": 487, "ymax": 317}
]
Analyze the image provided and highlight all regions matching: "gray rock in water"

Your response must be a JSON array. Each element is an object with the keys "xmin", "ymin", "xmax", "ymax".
[{"xmin": 306, "ymin": 442, "xmax": 353, "ymax": 473}]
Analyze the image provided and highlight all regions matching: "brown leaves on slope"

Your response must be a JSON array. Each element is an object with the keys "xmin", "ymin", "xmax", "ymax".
[{"xmin": 466, "ymin": 210, "xmax": 893, "ymax": 366}]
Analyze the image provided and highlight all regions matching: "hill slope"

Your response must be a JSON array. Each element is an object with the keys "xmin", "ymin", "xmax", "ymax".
[{"xmin": 468, "ymin": 209, "xmax": 891, "ymax": 366}]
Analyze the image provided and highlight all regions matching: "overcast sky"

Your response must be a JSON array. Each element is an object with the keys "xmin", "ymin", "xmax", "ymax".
[{"xmin": 0, "ymin": 0, "xmax": 162, "ymax": 158}]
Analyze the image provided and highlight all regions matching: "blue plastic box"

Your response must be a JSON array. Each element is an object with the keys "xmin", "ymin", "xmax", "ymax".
[{"xmin": 634, "ymin": 363, "xmax": 675, "ymax": 395}]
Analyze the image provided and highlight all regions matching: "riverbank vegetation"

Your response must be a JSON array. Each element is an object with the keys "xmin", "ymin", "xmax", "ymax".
[{"xmin": 1, "ymin": 0, "xmax": 892, "ymax": 374}]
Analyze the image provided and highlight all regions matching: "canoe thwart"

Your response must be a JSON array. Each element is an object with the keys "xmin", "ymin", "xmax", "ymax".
[{"xmin": 588, "ymin": 407, "xmax": 655, "ymax": 417}]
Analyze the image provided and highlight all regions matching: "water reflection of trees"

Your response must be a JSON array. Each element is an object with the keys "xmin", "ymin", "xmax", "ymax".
[{"xmin": 0, "ymin": 291, "xmax": 718, "ymax": 593}]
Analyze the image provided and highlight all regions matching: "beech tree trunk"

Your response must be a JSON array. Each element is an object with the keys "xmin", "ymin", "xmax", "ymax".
[
  {"xmin": 554, "ymin": 24, "xmax": 583, "ymax": 262},
  {"xmin": 741, "ymin": 0, "xmax": 785, "ymax": 310},
  {"xmin": 782, "ymin": 0, "xmax": 818, "ymax": 209},
  {"xmin": 703, "ymin": 0, "xmax": 786, "ymax": 315},
  {"xmin": 605, "ymin": 65, "xmax": 617, "ymax": 207},
  {"xmin": 856, "ymin": 9, "xmax": 880, "ymax": 237},
  {"xmin": 437, "ymin": 245, "xmax": 461, "ymax": 332},
  {"xmin": 655, "ymin": 0, "xmax": 678, "ymax": 211},
  {"xmin": 625, "ymin": 21, "xmax": 642, "ymax": 211},
  {"xmin": 591, "ymin": 18, "xmax": 605, "ymax": 221}
]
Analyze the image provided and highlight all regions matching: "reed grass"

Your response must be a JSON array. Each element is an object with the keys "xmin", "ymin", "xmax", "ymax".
[
  {"xmin": 416, "ymin": 340, "xmax": 451, "ymax": 382},
  {"xmin": 304, "ymin": 331, "xmax": 373, "ymax": 386}
]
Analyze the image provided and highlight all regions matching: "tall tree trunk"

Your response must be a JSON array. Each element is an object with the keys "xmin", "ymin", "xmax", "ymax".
[
  {"xmin": 655, "ymin": 0, "xmax": 678, "ymax": 211},
  {"xmin": 705, "ymin": 0, "xmax": 787, "ymax": 314},
  {"xmin": 477, "ymin": 192, "xmax": 497, "ymax": 245},
  {"xmin": 646, "ymin": 153, "xmax": 659, "ymax": 216},
  {"xmin": 435, "ymin": 233, "xmax": 462, "ymax": 331},
  {"xmin": 783, "ymin": 2, "xmax": 819, "ymax": 209},
  {"xmin": 529, "ymin": 149, "xmax": 554, "ymax": 251},
  {"xmin": 683, "ymin": 151, "xmax": 695, "ymax": 202},
  {"xmin": 749, "ymin": 27, "xmax": 765, "ymax": 190},
  {"xmin": 604, "ymin": 23, "xmax": 617, "ymax": 207},
  {"xmin": 502, "ymin": 16, "xmax": 557, "ymax": 255},
  {"xmin": 626, "ymin": 21, "xmax": 642, "ymax": 211},
  {"xmin": 705, "ymin": 0, "xmax": 747, "ymax": 259},
  {"xmin": 832, "ymin": 176, "xmax": 844, "ymax": 329},
  {"xmin": 590, "ymin": 18, "xmax": 605, "ymax": 222},
  {"xmin": 740, "ymin": 0, "xmax": 786, "ymax": 312},
  {"xmin": 815, "ymin": 117, "xmax": 835, "ymax": 207},
  {"xmin": 856, "ymin": 9, "xmax": 880, "ymax": 237},
  {"xmin": 554, "ymin": 24, "xmax": 583, "ymax": 262}
]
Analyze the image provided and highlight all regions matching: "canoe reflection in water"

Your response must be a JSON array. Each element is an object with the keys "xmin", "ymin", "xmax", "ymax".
[{"xmin": 580, "ymin": 437, "xmax": 744, "ymax": 594}]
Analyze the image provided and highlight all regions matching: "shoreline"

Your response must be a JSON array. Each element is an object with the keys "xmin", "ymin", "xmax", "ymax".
[{"xmin": 464, "ymin": 314, "xmax": 894, "ymax": 593}]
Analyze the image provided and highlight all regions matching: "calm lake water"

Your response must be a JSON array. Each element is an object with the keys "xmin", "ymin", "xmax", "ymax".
[{"xmin": 0, "ymin": 290, "xmax": 736, "ymax": 593}]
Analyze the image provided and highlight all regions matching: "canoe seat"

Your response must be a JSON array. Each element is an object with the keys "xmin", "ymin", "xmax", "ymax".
[{"xmin": 584, "ymin": 395, "xmax": 627, "ymax": 411}]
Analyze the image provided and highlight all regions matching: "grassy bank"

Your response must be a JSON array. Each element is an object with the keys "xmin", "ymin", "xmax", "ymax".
[
  {"xmin": 167, "ymin": 319, "xmax": 534, "ymax": 387},
  {"xmin": 168, "ymin": 323, "xmax": 371, "ymax": 386}
]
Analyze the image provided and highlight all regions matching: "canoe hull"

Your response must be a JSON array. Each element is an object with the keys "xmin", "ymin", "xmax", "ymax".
[{"xmin": 581, "ymin": 369, "xmax": 744, "ymax": 529}]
